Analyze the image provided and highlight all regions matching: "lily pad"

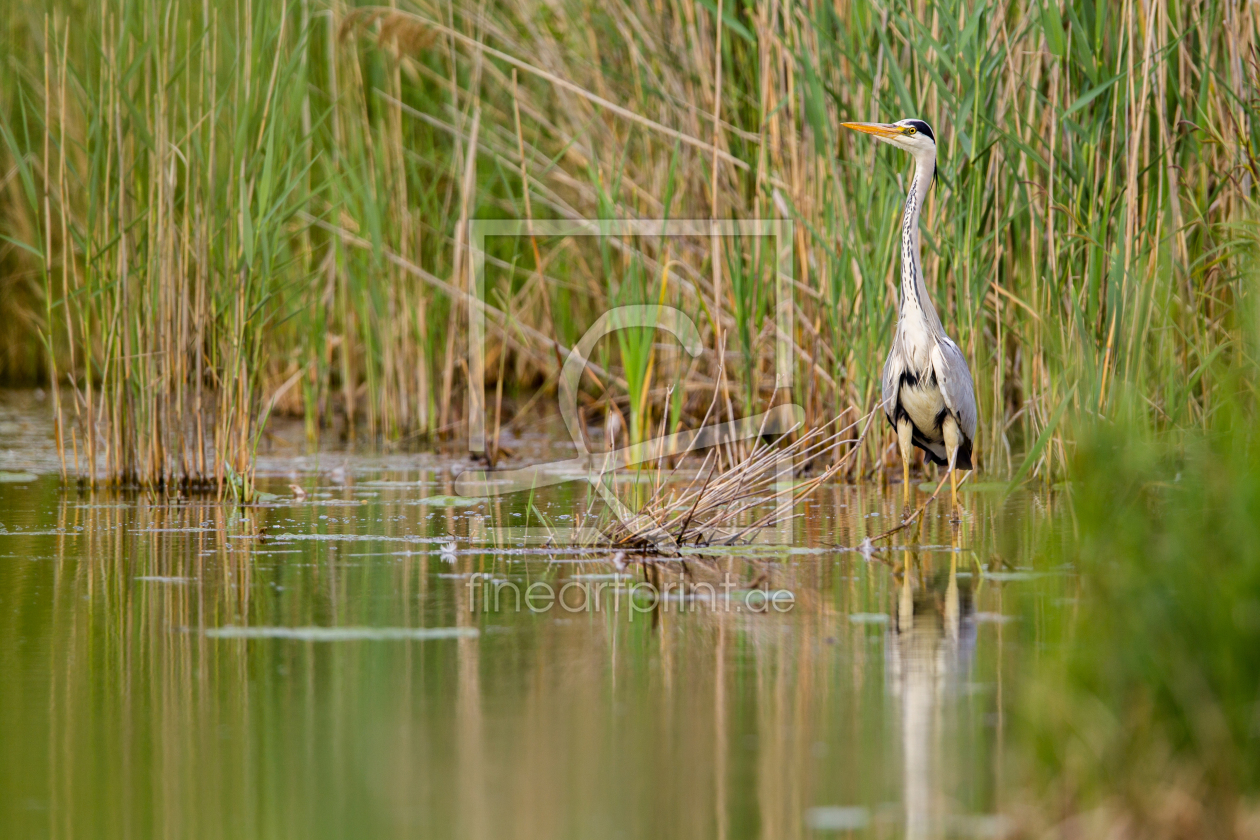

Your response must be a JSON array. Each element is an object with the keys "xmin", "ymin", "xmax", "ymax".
[{"xmin": 417, "ymin": 495, "xmax": 482, "ymax": 507}]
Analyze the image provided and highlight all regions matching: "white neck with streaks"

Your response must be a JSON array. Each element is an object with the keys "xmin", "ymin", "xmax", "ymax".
[{"xmin": 898, "ymin": 149, "xmax": 944, "ymax": 346}]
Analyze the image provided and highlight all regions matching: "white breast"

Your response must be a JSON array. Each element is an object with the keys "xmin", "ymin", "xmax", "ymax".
[{"xmin": 899, "ymin": 376, "xmax": 945, "ymax": 444}]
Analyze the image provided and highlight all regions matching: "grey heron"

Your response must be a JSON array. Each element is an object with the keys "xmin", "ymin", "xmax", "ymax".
[{"xmin": 841, "ymin": 119, "xmax": 977, "ymax": 513}]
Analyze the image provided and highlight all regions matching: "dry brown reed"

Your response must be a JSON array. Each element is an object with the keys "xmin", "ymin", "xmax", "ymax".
[{"xmin": 598, "ymin": 409, "xmax": 871, "ymax": 550}]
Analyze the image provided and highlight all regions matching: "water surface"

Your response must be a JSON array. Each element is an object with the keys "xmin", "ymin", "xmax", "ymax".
[{"xmin": 0, "ymin": 392, "xmax": 1071, "ymax": 838}]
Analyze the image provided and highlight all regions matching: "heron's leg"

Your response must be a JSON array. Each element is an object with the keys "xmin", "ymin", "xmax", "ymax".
[
  {"xmin": 942, "ymin": 414, "xmax": 962, "ymax": 516},
  {"xmin": 949, "ymin": 459, "xmax": 958, "ymax": 510},
  {"xmin": 896, "ymin": 416, "xmax": 914, "ymax": 514},
  {"xmin": 897, "ymin": 549, "xmax": 913, "ymax": 633}
]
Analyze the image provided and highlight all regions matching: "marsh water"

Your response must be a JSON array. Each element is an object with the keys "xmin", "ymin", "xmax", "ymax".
[{"xmin": 0, "ymin": 391, "xmax": 1070, "ymax": 839}]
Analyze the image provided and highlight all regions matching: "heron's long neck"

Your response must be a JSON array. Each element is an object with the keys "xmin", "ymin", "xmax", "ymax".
[{"xmin": 899, "ymin": 153, "xmax": 944, "ymax": 338}]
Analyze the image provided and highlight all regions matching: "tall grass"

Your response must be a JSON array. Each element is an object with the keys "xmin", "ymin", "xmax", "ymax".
[{"xmin": 0, "ymin": 0, "xmax": 1257, "ymax": 490}]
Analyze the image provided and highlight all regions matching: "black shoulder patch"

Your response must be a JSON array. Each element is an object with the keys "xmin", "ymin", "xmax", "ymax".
[{"xmin": 907, "ymin": 120, "xmax": 936, "ymax": 143}]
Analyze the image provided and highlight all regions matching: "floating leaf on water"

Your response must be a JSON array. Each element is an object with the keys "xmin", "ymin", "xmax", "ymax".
[
  {"xmin": 804, "ymin": 806, "xmax": 870, "ymax": 831},
  {"xmin": 204, "ymin": 626, "xmax": 479, "ymax": 641},
  {"xmin": 130, "ymin": 528, "xmax": 215, "ymax": 534},
  {"xmin": 416, "ymin": 495, "xmax": 482, "ymax": 507},
  {"xmin": 687, "ymin": 545, "xmax": 827, "ymax": 557},
  {"xmin": 0, "ymin": 471, "xmax": 38, "ymax": 483},
  {"xmin": 273, "ymin": 533, "xmax": 445, "ymax": 544},
  {"xmin": 983, "ymin": 571, "xmax": 1044, "ymax": 582},
  {"xmin": 943, "ymin": 813, "xmax": 1013, "ymax": 839}
]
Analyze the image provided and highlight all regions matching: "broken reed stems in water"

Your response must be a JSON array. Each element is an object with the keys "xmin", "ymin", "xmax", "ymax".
[
  {"xmin": 599, "ymin": 409, "xmax": 873, "ymax": 550},
  {"xmin": 0, "ymin": 0, "xmax": 1257, "ymax": 490}
]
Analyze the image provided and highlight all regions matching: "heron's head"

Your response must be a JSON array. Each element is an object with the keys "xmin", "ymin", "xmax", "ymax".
[{"xmin": 841, "ymin": 118, "xmax": 936, "ymax": 157}]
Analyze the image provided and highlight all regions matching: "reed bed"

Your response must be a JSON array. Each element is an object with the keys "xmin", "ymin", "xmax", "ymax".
[{"xmin": 0, "ymin": 0, "xmax": 1257, "ymax": 493}]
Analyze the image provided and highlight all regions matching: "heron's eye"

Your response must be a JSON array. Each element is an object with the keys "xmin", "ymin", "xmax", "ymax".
[{"xmin": 906, "ymin": 126, "xmax": 917, "ymax": 136}]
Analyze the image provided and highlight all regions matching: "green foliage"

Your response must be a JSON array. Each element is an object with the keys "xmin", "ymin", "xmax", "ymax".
[{"xmin": 1020, "ymin": 327, "xmax": 1260, "ymax": 824}]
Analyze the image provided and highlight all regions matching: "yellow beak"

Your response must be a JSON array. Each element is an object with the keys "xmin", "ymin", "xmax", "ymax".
[{"xmin": 841, "ymin": 121, "xmax": 904, "ymax": 140}]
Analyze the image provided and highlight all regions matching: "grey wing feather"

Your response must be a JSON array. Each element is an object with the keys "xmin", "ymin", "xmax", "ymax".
[
  {"xmin": 880, "ymin": 342, "xmax": 902, "ymax": 423},
  {"xmin": 930, "ymin": 338, "xmax": 978, "ymax": 440}
]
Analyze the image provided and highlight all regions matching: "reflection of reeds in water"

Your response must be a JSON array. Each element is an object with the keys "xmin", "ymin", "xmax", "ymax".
[
  {"xmin": 0, "ymin": 478, "xmax": 1052, "ymax": 839},
  {"xmin": 24, "ymin": 494, "xmax": 823, "ymax": 838},
  {"xmin": 45, "ymin": 495, "xmax": 260, "ymax": 837},
  {"xmin": 34, "ymin": 491, "xmax": 460, "ymax": 836}
]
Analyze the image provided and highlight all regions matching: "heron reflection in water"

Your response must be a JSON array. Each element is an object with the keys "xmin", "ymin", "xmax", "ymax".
[{"xmin": 889, "ymin": 542, "xmax": 977, "ymax": 839}]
